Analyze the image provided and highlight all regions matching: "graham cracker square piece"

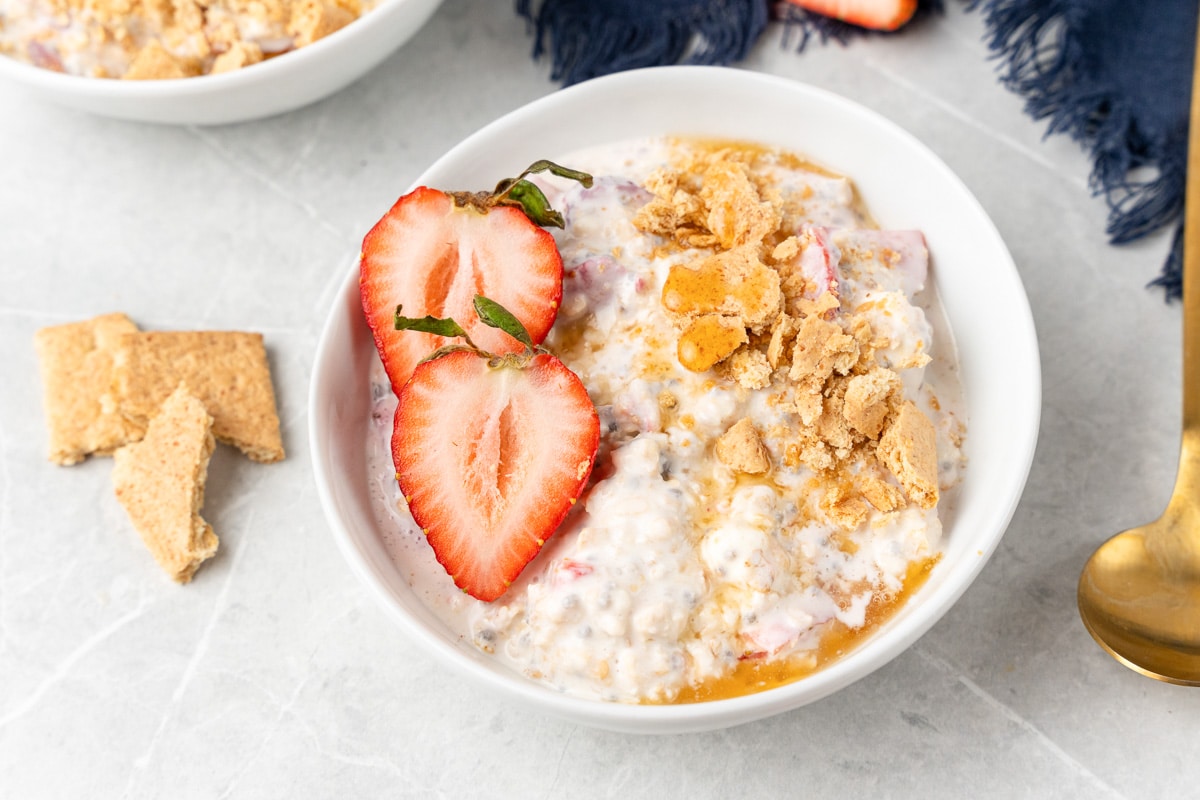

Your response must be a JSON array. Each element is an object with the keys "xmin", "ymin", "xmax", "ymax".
[
  {"xmin": 113, "ymin": 331, "xmax": 285, "ymax": 463},
  {"xmin": 34, "ymin": 312, "xmax": 141, "ymax": 465},
  {"xmin": 112, "ymin": 386, "xmax": 218, "ymax": 583}
]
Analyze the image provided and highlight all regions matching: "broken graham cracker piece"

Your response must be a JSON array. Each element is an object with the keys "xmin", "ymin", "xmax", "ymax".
[
  {"xmin": 715, "ymin": 418, "xmax": 770, "ymax": 475},
  {"xmin": 858, "ymin": 473, "xmax": 907, "ymax": 513},
  {"xmin": 788, "ymin": 315, "xmax": 858, "ymax": 385},
  {"xmin": 35, "ymin": 313, "xmax": 141, "ymax": 465},
  {"xmin": 720, "ymin": 346, "xmax": 772, "ymax": 390},
  {"xmin": 211, "ymin": 40, "xmax": 263, "ymax": 74},
  {"xmin": 843, "ymin": 368, "xmax": 901, "ymax": 439},
  {"xmin": 677, "ymin": 314, "xmax": 748, "ymax": 373},
  {"xmin": 113, "ymin": 331, "xmax": 285, "ymax": 463},
  {"xmin": 878, "ymin": 401, "xmax": 939, "ymax": 509},
  {"xmin": 662, "ymin": 246, "xmax": 782, "ymax": 334},
  {"xmin": 112, "ymin": 386, "xmax": 218, "ymax": 583},
  {"xmin": 288, "ymin": 0, "xmax": 356, "ymax": 47},
  {"xmin": 697, "ymin": 159, "xmax": 780, "ymax": 250},
  {"xmin": 123, "ymin": 40, "xmax": 200, "ymax": 80}
]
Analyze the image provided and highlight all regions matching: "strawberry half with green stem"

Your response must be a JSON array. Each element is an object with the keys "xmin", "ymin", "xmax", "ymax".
[
  {"xmin": 361, "ymin": 160, "xmax": 593, "ymax": 391},
  {"xmin": 393, "ymin": 296, "xmax": 600, "ymax": 602}
]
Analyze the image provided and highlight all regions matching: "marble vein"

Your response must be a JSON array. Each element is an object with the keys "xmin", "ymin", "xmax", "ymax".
[
  {"xmin": 121, "ymin": 529, "xmax": 249, "ymax": 799},
  {"xmin": 914, "ymin": 646, "xmax": 1126, "ymax": 799},
  {"xmin": 215, "ymin": 665, "xmax": 314, "ymax": 800},
  {"xmin": 214, "ymin": 597, "xmax": 365, "ymax": 798},
  {"xmin": 311, "ymin": 252, "xmax": 359, "ymax": 328},
  {"xmin": 538, "ymin": 724, "xmax": 578, "ymax": 799},
  {"xmin": 857, "ymin": 52, "xmax": 1089, "ymax": 192},
  {"xmin": 185, "ymin": 125, "xmax": 350, "ymax": 246},
  {"xmin": 0, "ymin": 418, "xmax": 11, "ymax": 652},
  {"xmin": 0, "ymin": 592, "xmax": 151, "ymax": 730},
  {"xmin": 289, "ymin": 709, "xmax": 409, "ymax": 781}
]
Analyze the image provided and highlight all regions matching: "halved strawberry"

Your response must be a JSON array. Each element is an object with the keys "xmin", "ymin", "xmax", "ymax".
[
  {"xmin": 392, "ymin": 297, "xmax": 600, "ymax": 601},
  {"xmin": 786, "ymin": 0, "xmax": 917, "ymax": 31},
  {"xmin": 360, "ymin": 161, "xmax": 592, "ymax": 390}
]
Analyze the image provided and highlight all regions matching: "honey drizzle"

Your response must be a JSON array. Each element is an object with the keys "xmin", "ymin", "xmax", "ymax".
[{"xmin": 662, "ymin": 556, "xmax": 939, "ymax": 704}]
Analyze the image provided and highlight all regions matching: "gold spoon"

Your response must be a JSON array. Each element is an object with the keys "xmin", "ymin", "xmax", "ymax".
[{"xmin": 1076, "ymin": 27, "xmax": 1200, "ymax": 684}]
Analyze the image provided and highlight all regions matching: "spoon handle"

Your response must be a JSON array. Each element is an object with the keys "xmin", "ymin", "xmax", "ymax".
[{"xmin": 1175, "ymin": 15, "xmax": 1200, "ymax": 507}]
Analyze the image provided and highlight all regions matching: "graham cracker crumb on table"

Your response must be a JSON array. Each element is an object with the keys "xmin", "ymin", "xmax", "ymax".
[
  {"xmin": 34, "ymin": 312, "xmax": 141, "ymax": 465},
  {"xmin": 112, "ymin": 386, "xmax": 218, "ymax": 584}
]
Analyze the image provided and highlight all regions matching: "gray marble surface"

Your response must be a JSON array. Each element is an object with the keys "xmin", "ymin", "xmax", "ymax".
[{"xmin": 2, "ymin": 2, "xmax": 1197, "ymax": 798}]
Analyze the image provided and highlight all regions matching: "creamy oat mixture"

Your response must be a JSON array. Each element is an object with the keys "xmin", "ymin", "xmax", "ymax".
[
  {"xmin": 367, "ymin": 138, "xmax": 966, "ymax": 704},
  {"xmin": 0, "ymin": 0, "xmax": 373, "ymax": 79}
]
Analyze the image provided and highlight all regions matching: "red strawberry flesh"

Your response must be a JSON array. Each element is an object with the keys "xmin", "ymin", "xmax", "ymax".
[
  {"xmin": 393, "ymin": 349, "xmax": 599, "ymax": 601},
  {"xmin": 360, "ymin": 186, "xmax": 563, "ymax": 390}
]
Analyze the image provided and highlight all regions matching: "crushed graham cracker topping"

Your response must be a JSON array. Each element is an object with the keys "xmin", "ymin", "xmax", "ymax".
[
  {"xmin": 631, "ymin": 141, "xmax": 942, "ymax": 526},
  {"xmin": 0, "ymin": 0, "xmax": 371, "ymax": 79}
]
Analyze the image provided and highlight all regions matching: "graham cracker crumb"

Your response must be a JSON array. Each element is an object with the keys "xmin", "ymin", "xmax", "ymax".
[
  {"xmin": 878, "ymin": 401, "xmax": 939, "ymax": 509},
  {"xmin": 766, "ymin": 312, "xmax": 799, "ymax": 370},
  {"xmin": 788, "ymin": 315, "xmax": 858, "ymax": 385},
  {"xmin": 211, "ymin": 40, "xmax": 262, "ymax": 73},
  {"xmin": 112, "ymin": 386, "xmax": 218, "ymax": 583},
  {"xmin": 7, "ymin": 0, "xmax": 372, "ymax": 79},
  {"xmin": 662, "ymin": 246, "xmax": 782, "ymax": 334},
  {"xmin": 677, "ymin": 314, "xmax": 748, "ymax": 373},
  {"xmin": 698, "ymin": 159, "xmax": 780, "ymax": 250},
  {"xmin": 288, "ymin": 0, "xmax": 355, "ymax": 48},
  {"xmin": 858, "ymin": 473, "xmax": 907, "ymax": 513},
  {"xmin": 123, "ymin": 39, "xmax": 199, "ymax": 80},
  {"xmin": 820, "ymin": 483, "xmax": 869, "ymax": 531},
  {"xmin": 35, "ymin": 313, "xmax": 141, "ymax": 465},
  {"xmin": 629, "ymin": 139, "xmax": 949, "ymax": 536},
  {"xmin": 843, "ymin": 368, "xmax": 901, "ymax": 439},
  {"xmin": 112, "ymin": 331, "xmax": 284, "ymax": 463},
  {"xmin": 715, "ymin": 418, "xmax": 770, "ymax": 475},
  {"xmin": 720, "ymin": 346, "xmax": 773, "ymax": 391}
]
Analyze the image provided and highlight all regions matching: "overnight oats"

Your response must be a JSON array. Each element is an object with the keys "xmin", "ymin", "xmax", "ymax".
[
  {"xmin": 0, "ymin": 0, "xmax": 373, "ymax": 79},
  {"xmin": 362, "ymin": 138, "xmax": 966, "ymax": 704}
]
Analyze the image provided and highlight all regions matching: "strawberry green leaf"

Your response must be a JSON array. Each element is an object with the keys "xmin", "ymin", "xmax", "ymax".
[
  {"xmin": 491, "ymin": 160, "xmax": 593, "ymax": 229},
  {"xmin": 498, "ymin": 181, "xmax": 566, "ymax": 229},
  {"xmin": 518, "ymin": 160, "xmax": 594, "ymax": 188},
  {"xmin": 473, "ymin": 296, "xmax": 534, "ymax": 347},
  {"xmin": 394, "ymin": 305, "xmax": 469, "ymax": 340}
]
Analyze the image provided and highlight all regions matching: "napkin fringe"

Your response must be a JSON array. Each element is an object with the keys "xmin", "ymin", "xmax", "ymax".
[
  {"xmin": 515, "ymin": 0, "xmax": 768, "ymax": 86},
  {"xmin": 972, "ymin": 0, "xmax": 1186, "ymax": 297},
  {"xmin": 516, "ymin": 1, "xmax": 944, "ymax": 87}
]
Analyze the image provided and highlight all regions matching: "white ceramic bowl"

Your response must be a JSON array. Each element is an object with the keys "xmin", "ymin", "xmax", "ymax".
[
  {"xmin": 0, "ymin": 0, "xmax": 443, "ymax": 125},
  {"xmin": 310, "ymin": 66, "xmax": 1041, "ymax": 734}
]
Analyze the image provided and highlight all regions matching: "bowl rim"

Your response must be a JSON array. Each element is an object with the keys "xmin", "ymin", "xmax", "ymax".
[
  {"xmin": 309, "ymin": 65, "xmax": 1042, "ymax": 733},
  {"xmin": 0, "ymin": 0, "xmax": 412, "ymax": 95}
]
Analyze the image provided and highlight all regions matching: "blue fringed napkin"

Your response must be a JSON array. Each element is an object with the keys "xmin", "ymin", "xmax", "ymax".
[
  {"xmin": 972, "ymin": 0, "xmax": 1198, "ymax": 298},
  {"xmin": 516, "ymin": 0, "xmax": 1198, "ymax": 297}
]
